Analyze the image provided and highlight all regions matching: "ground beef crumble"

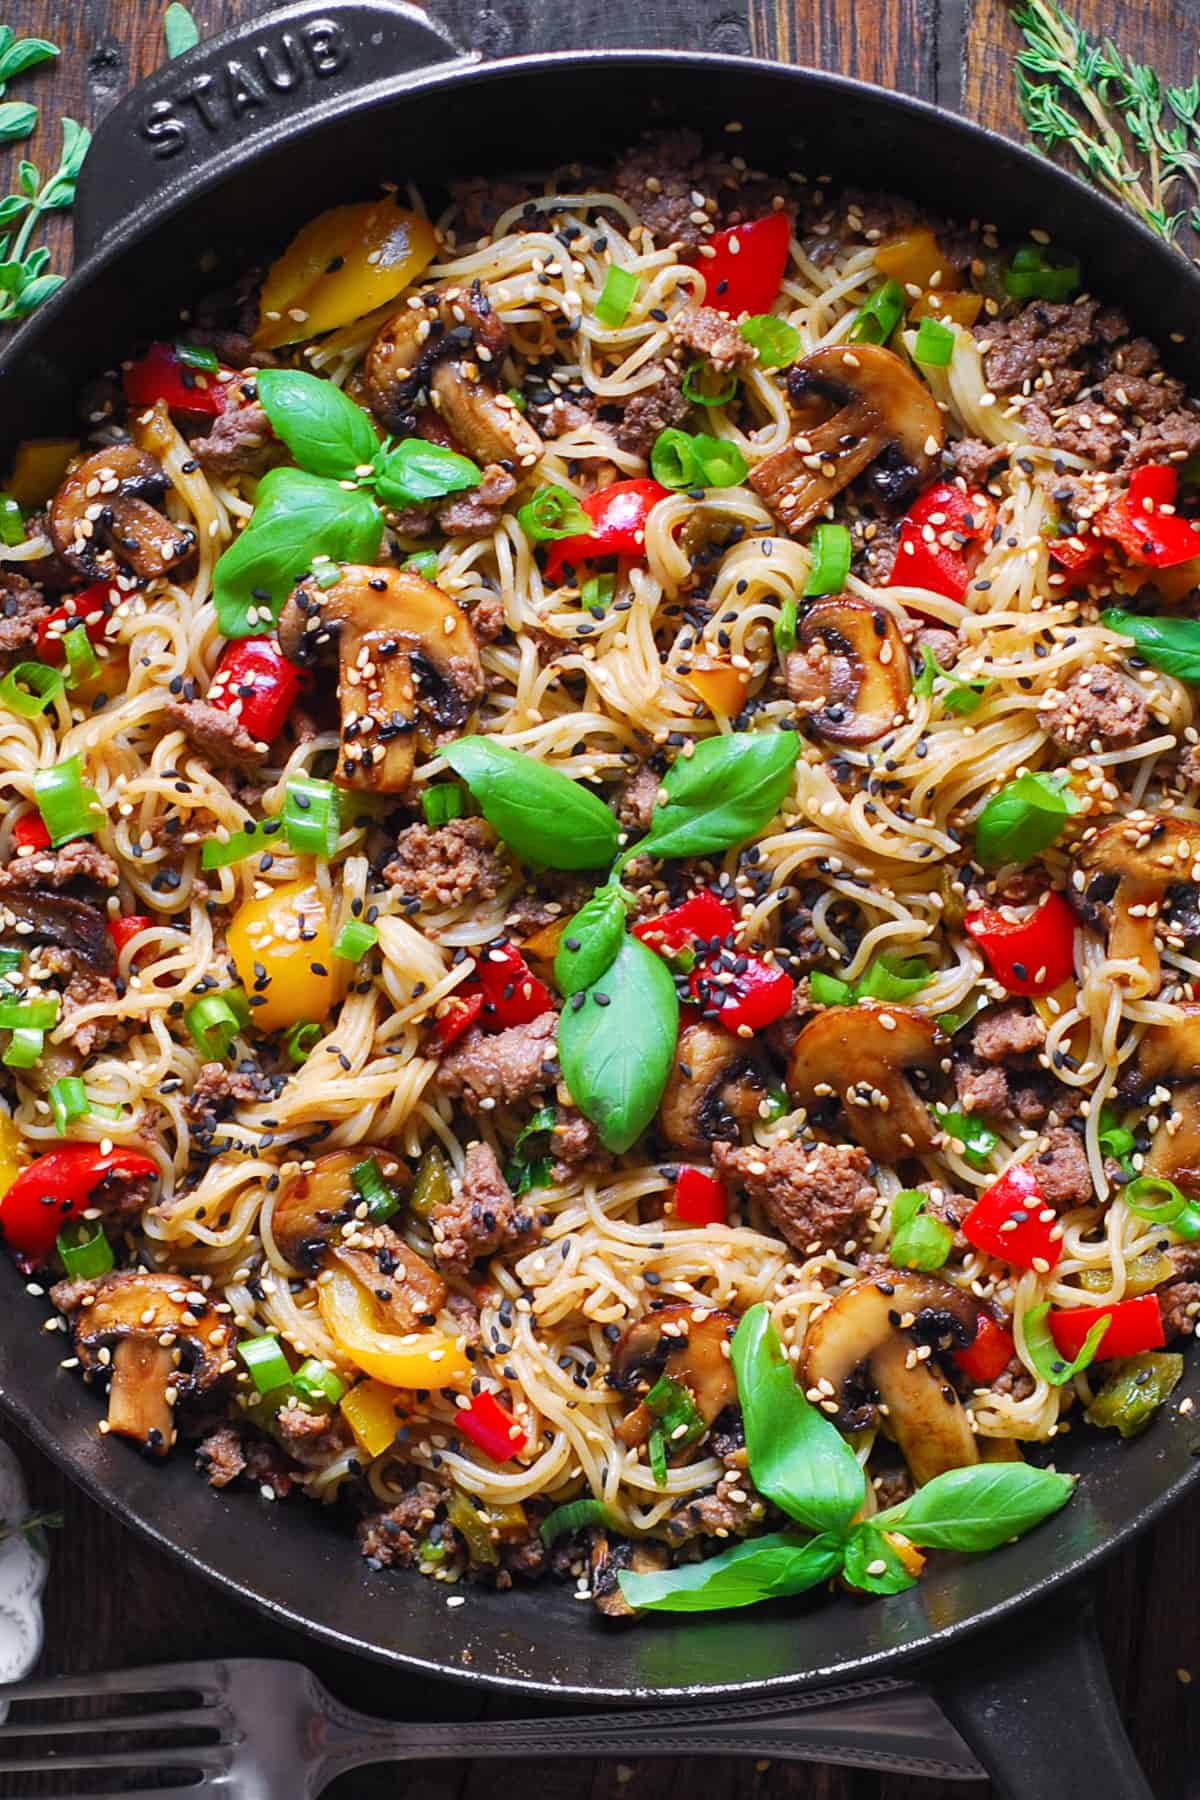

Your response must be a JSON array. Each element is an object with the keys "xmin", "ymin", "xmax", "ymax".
[
  {"xmin": 1038, "ymin": 665, "xmax": 1150, "ymax": 751},
  {"xmin": 0, "ymin": 571, "xmax": 49, "ymax": 656},
  {"xmin": 183, "ymin": 1062, "xmax": 269, "ymax": 1128},
  {"xmin": 384, "ymin": 819, "xmax": 510, "ymax": 908},
  {"xmin": 0, "ymin": 839, "xmax": 119, "ymax": 892},
  {"xmin": 1032, "ymin": 1125, "xmax": 1094, "ymax": 1210},
  {"xmin": 434, "ymin": 1011, "xmax": 559, "ymax": 1113},
  {"xmin": 430, "ymin": 1141, "xmax": 541, "ymax": 1271},
  {"xmin": 669, "ymin": 303, "xmax": 755, "ymax": 373},
  {"xmin": 358, "ymin": 1481, "xmax": 447, "ymax": 1567},
  {"xmin": 165, "ymin": 697, "xmax": 267, "ymax": 770},
  {"xmin": 713, "ymin": 1139, "xmax": 878, "ymax": 1252},
  {"xmin": 614, "ymin": 367, "xmax": 691, "ymax": 458}
]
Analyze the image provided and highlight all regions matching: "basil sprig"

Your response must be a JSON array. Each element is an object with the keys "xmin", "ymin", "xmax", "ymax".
[
  {"xmin": 557, "ymin": 933, "xmax": 679, "ymax": 1154},
  {"xmin": 554, "ymin": 885, "xmax": 628, "ymax": 994},
  {"xmin": 1102, "ymin": 608, "xmax": 1200, "ymax": 682},
  {"xmin": 214, "ymin": 370, "xmax": 482, "ymax": 638},
  {"xmin": 620, "ymin": 1304, "xmax": 1076, "ymax": 1613},
  {"xmin": 620, "ymin": 731, "xmax": 800, "ymax": 866},
  {"xmin": 974, "ymin": 769, "xmax": 1079, "ymax": 868},
  {"xmin": 443, "ymin": 737, "xmax": 620, "ymax": 871},
  {"xmin": 1022, "ymin": 1300, "xmax": 1111, "ymax": 1386}
]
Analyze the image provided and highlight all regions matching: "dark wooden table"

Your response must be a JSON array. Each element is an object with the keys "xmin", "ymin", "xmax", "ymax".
[{"xmin": 4, "ymin": 1, "xmax": 1200, "ymax": 1795}]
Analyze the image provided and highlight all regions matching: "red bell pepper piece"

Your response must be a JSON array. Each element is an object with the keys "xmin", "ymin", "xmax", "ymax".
[
  {"xmin": 698, "ymin": 212, "xmax": 791, "ymax": 320},
  {"xmin": 632, "ymin": 891, "xmax": 738, "ymax": 957},
  {"xmin": 476, "ymin": 942, "xmax": 554, "ymax": 1030},
  {"xmin": 0, "ymin": 1144, "xmax": 159, "ymax": 1269},
  {"xmin": 1099, "ymin": 464, "xmax": 1200, "ymax": 569},
  {"xmin": 690, "ymin": 951, "xmax": 794, "ymax": 1032},
  {"xmin": 429, "ymin": 991, "xmax": 484, "ymax": 1052},
  {"xmin": 543, "ymin": 479, "xmax": 671, "ymax": 581},
  {"xmin": 962, "ymin": 1164, "xmax": 1062, "ymax": 1272},
  {"xmin": 1048, "ymin": 1294, "xmax": 1164, "ymax": 1363},
  {"xmin": 1048, "ymin": 531, "xmax": 1108, "ymax": 583},
  {"xmin": 455, "ymin": 1390, "xmax": 527, "ymax": 1462},
  {"xmin": 674, "ymin": 1167, "xmax": 728, "ymax": 1225},
  {"xmin": 36, "ymin": 581, "xmax": 119, "ymax": 665},
  {"xmin": 108, "ymin": 915, "xmax": 154, "ymax": 959},
  {"xmin": 11, "ymin": 814, "xmax": 50, "ymax": 853},
  {"xmin": 123, "ymin": 343, "xmax": 228, "ymax": 418},
  {"xmin": 887, "ymin": 482, "xmax": 997, "ymax": 602},
  {"xmin": 953, "ymin": 1312, "xmax": 1016, "ymax": 1386},
  {"xmin": 964, "ymin": 891, "xmax": 1077, "ymax": 997},
  {"xmin": 207, "ymin": 637, "xmax": 308, "ymax": 747}
]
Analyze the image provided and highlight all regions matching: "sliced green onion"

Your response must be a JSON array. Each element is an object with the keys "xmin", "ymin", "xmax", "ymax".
[
  {"xmin": 0, "ymin": 949, "xmax": 22, "ymax": 979},
  {"xmin": 739, "ymin": 314, "xmax": 801, "ymax": 369},
  {"xmin": 224, "ymin": 987, "xmax": 253, "ymax": 1032},
  {"xmin": 57, "ymin": 1219, "xmax": 114, "ymax": 1279},
  {"xmin": 176, "ymin": 341, "xmax": 220, "ymax": 372},
  {"xmin": 681, "ymin": 361, "xmax": 739, "ymax": 407},
  {"xmin": 403, "ymin": 549, "xmax": 440, "ymax": 580},
  {"xmin": 774, "ymin": 595, "xmax": 798, "ymax": 655},
  {"xmin": 34, "ymin": 755, "xmax": 103, "ymax": 848},
  {"xmin": 581, "ymin": 572, "xmax": 615, "ymax": 617},
  {"xmin": 291, "ymin": 1357, "xmax": 346, "ymax": 1408},
  {"xmin": 539, "ymin": 1497, "xmax": 616, "ymax": 1547},
  {"xmin": 421, "ymin": 784, "xmax": 465, "ymax": 827},
  {"xmin": 0, "ymin": 492, "xmax": 25, "ymax": 546},
  {"xmin": 848, "ymin": 278, "xmax": 905, "ymax": 345},
  {"xmin": 1124, "ymin": 1175, "xmax": 1200, "ymax": 1240},
  {"xmin": 62, "ymin": 625, "xmax": 99, "ymax": 687},
  {"xmin": 313, "ymin": 562, "xmax": 342, "ymax": 591},
  {"xmin": 283, "ymin": 774, "xmax": 340, "ymax": 858},
  {"xmin": 803, "ymin": 522, "xmax": 852, "ymax": 597},
  {"xmin": 517, "ymin": 485, "xmax": 592, "ymax": 543},
  {"xmin": 333, "ymin": 919, "xmax": 378, "ymax": 961},
  {"xmin": 0, "ymin": 996, "xmax": 58, "ymax": 1030},
  {"xmin": 650, "ymin": 429, "xmax": 747, "ymax": 490},
  {"xmin": 913, "ymin": 316, "xmax": 955, "ymax": 367},
  {"xmin": 201, "ymin": 822, "xmax": 274, "ymax": 870},
  {"xmin": 934, "ymin": 1104, "xmax": 999, "ymax": 1170},
  {"xmin": 239, "ymin": 1333, "xmax": 292, "ymax": 1396},
  {"xmin": 762, "ymin": 1085, "xmax": 790, "ymax": 1122},
  {"xmin": 1003, "ymin": 244, "xmax": 1080, "ymax": 302},
  {"xmin": 49, "ymin": 1075, "xmax": 88, "ymax": 1136},
  {"xmin": 810, "ymin": 970, "xmax": 853, "ymax": 1006},
  {"xmin": 505, "ymin": 387, "xmax": 528, "ymax": 414},
  {"xmin": 644, "ymin": 1373, "xmax": 706, "ymax": 1448},
  {"xmin": 0, "ymin": 662, "xmax": 63, "ymax": 717},
  {"xmin": 692, "ymin": 434, "xmax": 747, "ymax": 488},
  {"xmin": 283, "ymin": 1019, "xmax": 321, "ymax": 1065},
  {"xmin": 352, "ymin": 1155, "xmax": 400, "ymax": 1223},
  {"xmin": 2, "ymin": 1028, "xmax": 42, "ymax": 1068},
  {"xmin": 185, "ymin": 993, "xmax": 242, "ymax": 1061},
  {"xmin": 648, "ymin": 1424, "xmax": 667, "ymax": 1486},
  {"xmin": 594, "ymin": 265, "xmax": 638, "ymax": 328}
]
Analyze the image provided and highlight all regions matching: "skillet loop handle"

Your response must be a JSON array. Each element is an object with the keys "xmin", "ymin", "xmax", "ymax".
[
  {"xmin": 928, "ymin": 1590, "xmax": 1153, "ymax": 1800},
  {"xmin": 72, "ymin": 1, "xmax": 469, "ymax": 262}
]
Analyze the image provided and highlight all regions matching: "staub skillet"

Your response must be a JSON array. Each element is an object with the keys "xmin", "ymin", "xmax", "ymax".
[{"xmin": 0, "ymin": 3, "xmax": 1196, "ymax": 1793}]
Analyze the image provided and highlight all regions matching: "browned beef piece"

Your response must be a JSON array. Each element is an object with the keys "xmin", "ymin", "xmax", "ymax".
[
  {"xmin": 609, "ymin": 129, "xmax": 714, "ymax": 249},
  {"xmin": 502, "ymin": 873, "xmax": 593, "ymax": 937},
  {"xmin": 197, "ymin": 1425, "xmax": 247, "ymax": 1488},
  {"xmin": 435, "ymin": 1012, "xmax": 559, "ymax": 1113},
  {"xmin": 1037, "ymin": 665, "xmax": 1149, "ymax": 752},
  {"xmin": 358, "ymin": 1481, "xmax": 446, "ymax": 1567},
  {"xmin": 920, "ymin": 1182, "xmax": 973, "ymax": 1249},
  {"xmin": 38, "ymin": 944, "xmax": 125, "ymax": 1059},
  {"xmin": 871, "ymin": 1465, "xmax": 914, "ymax": 1511},
  {"xmin": 1158, "ymin": 1281, "xmax": 1200, "ymax": 1341},
  {"xmin": 992, "ymin": 1357, "xmax": 1036, "ymax": 1401},
  {"xmin": 1042, "ymin": 401, "xmax": 1127, "ymax": 466},
  {"xmin": 0, "ymin": 839, "xmax": 118, "ymax": 892},
  {"xmin": 780, "ymin": 885, "xmax": 826, "ymax": 971},
  {"xmin": 471, "ymin": 593, "xmax": 507, "ymax": 642},
  {"xmin": 912, "ymin": 624, "xmax": 961, "ymax": 668},
  {"xmin": 669, "ymin": 303, "xmax": 755, "ymax": 373},
  {"xmin": 713, "ymin": 1139, "xmax": 878, "ymax": 1253},
  {"xmin": 450, "ymin": 176, "xmax": 537, "ymax": 239},
  {"xmin": 954, "ymin": 1059, "xmax": 1011, "ymax": 1117},
  {"xmin": 0, "ymin": 571, "xmax": 49, "ymax": 656},
  {"xmin": 242, "ymin": 1435, "xmax": 298, "ymax": 1498},
  {"xmin": 1098, "ymin": 367, "xmax": 1184, "ymax": 424},
  {"xmin": 497, "ymin": 1529, "xmax": 549, "ymax": 1585},
  {"xmin": 550, "ymin": 1108, "xmax": 611, "ymax": 1180},
  {"xmin": 665, "ymin": 1469, "xmax": 765, "ymax": 1542},
  {"xmin": 183, "ymin": 1062, "xmax": 268, "ymax": 1128},
  {"xmin": 951, "ymin": 437, "xmax": 1010, "ymax": 487},
  {"xmin": 1124, "ymin": 409, "xmax": 1200, "ymax": 470},
  {"xmin": 851, "ymin": 516, "xmax": 901, "ymax": 585},
  {"xmin": 614, "ymin": 366, "xmax": 691, "ymax": 458},
  {"xmin": 165, "ymin": 697, "xmax": 267, "ymax": 769},
  {"xmin": 976, "ymin": 299, "xmax": 1108, "ymax": 396},
  {"xmin": 274, "ymin": 1398, "xmax": 351, "ymax": 1466},
  {"xmin": 973, "ymin": 1004, "xmax": 1046, "ymax": 1063},
  {"xmin": 384, "ymin": 819, "xmax": 509, "ymax": 909},
  {"xmin": 617, "ymin": 762, "xmax": 662, "ymax": 833},
  {"xmin": 445, "ymin": 1289, "xmax": 483, "ymax": 1345},
  {"xmin": 192, "ymin": 392, "xmax": 284, "ymax": 480},
  {"xmin": 1032, "ymin": 1126, "xmax": 1093, "ymax": 1211},
  {"xmin": 435, "ymin": 464, "xmax": 517, "ymax": 539},
  {"xmin": 527, "ymin": 391, "xmax": 596, "ymax": 438},
  {"xmin": 430, "ymin": 1140, "xmax": 541, "ymax": 1271}
]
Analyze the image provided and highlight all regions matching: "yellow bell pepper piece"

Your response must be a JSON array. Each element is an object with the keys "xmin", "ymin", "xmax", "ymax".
[
  {"xmin": 319, "ymin": 1264, "xmax": 472, "ymax": 1389},
  {"xmin": 910, "ymin": 290, "xmax": 982, "ymax": 328},
  {"xmin": 226, "ymin": 878, "xmax": 337, "ymax": 1033},
  {"xmin": 882, "ymin": 1530, "xmax": 927, "ymax": 1579},
  {"xmin": 1033, "ymin": 979, "xmax": 1089, "ymax": 1063},
  {"xmin": 7, "ymin": 437, "xmax": 79, "ymax": 508},
  {"xmin": 875, "ymin": 228, "xmax": 957, "ymax": 294},
  {"xmin": 686, "ymin": 658, "xmax": 751, "ymax": 719},
  {"xmin": 254, "ymin": 199, "xmax": 438, "ymax": 350},
  {"xmin": 340, "ymin": 1377, "xmax": 407, "ymax": 1460},
  {"xmin": 0, "ymin": 1115, "xmax": 26, "ymax": 1199}
]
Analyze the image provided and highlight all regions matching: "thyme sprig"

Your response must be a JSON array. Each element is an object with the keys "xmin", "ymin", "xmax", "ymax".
[
  {"xmin": 1011, "ymin": 0, "xmax": 1200, "ymax": 243},
  {"xmin": 0, "ymin": 1508, "xmax": 63, "ymax": 1544}
]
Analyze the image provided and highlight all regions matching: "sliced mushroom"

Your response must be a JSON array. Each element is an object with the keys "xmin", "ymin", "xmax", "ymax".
[
  {"xmin": 749, "ymin": 344, "xmax": 944, "ymax": 535},
  {"xmin": 1119, "ymin": 1005, "xmax": 1200, "ymax": 1197},
  {"xmin": 786, "ymin": 597, "xmax": 911, "ymax": 744},
  {"xmin": 803, "ymin": 1273, "xmax": 979, "ymax": 1485},
  {"xmin": 365, "ymin": 284, "xmax": 544, "ymax": 472},
  {"xmin": 787, "ymin": 1005, "xmax": 948, "ymax": 1162},
  {"xmin": 48, "ymin": 446, "xmax": 196, "ymax": 582},
  {"xmin": 609, "ymin": 1302, "xmax": 739, "ymax": 1449},
  {"xmin": 277, "ymin": 566, "xmax": 484, "ymax": 793},
  {"xmin": 1074, "ymin": 818, "xmax": 1196, "ymax": 996},
  {"xmin": 658, "ymin": 1022, "xmax": 766, "ymax": 1155},
  {"xmin": 589, "ymin": 1530, "xmax": 670, "ymax": 1619},
  {"xmin": 0, "ymin": 891, "xmax": 115, "ymax": 975},
  {"xmin": 51, "ymin": 1269, "xmax": 234, "ymax": 1455}
]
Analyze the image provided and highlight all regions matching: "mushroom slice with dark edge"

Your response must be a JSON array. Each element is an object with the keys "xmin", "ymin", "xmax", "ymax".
[
  {"xmin": 609, "ymin": 1302, "xmax": 739, "ymax": 1449},
  {"xmin": 1074, "ymin": 817, "xmax": 1196, "ymax": 997},
  {"xmin": 1119, "ymin": 1004, "xmax": 1200, "ymax": 1196},
  {"xmin": 749, "ymin": 344, "xmax": 945, "ymax": 536},
  {"xmin": 277, "ymin": 566, "xmax": 484, "ymax": 794},
  {"xmin": 48, "ymin": 445, "xmax": 197, "ymax": 582},
  {"xmin": 0, "ymin": 891, "xmax": 115, "ymax": 976},
  {"xmin": 786, "ymin": 597, "xmax": 911, "ymax": 744},
  {"xmin": 787, "ymin": 1004, "xmax": 948, "ymax": 1162},
  {"xmin": 657, "ymin": 1022, "xmax": 766, "ymax": 1155},
  {"xmin": 802, "ymin": 1273, "xmax": 980, "ymax": 1485},
  {"xmin": 589, "ymin": 1531, "xmax": 670, "ymax": 1619},
  {"xmin": 50, "ymin": 1269, "xmax": 235, "ymax": 1455}
]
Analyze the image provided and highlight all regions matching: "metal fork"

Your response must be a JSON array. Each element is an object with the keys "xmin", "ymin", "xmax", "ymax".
[{"xmin": 0, "ymin": 1657, "xmax": 985, "ymax": 1796}]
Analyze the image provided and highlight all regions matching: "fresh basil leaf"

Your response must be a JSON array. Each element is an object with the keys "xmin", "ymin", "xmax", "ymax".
[
  {"xmin": 375, "ymin": 439, "xmax": 482, "ymax": 508},
  {"xmin": 933, "ymin": 1105, "xmax": 999, "ymax": 1170},
  {"xmin": 875, "ymin": 1462, "xmax": 1075, "ymax": 1551},
  {"xmin": 554, "ymin": 885, "xmax": 628, "ymax": 995},
  {"xmin": 731, "ymin": 1305, "xmax": 865, "ymax": 1536},
  {"xmin": 163, "ymin": 3, "xmax": 200, "ymax": 56},
  {"xmin": 1102, "ymin": 608, "xmax": 1200, "ymax": 682},
  {"xmin": 257, "ymin": 368, "xmax": 379, "ymax": 480},
  {"xmin": 629, "ymin": 731, "xmax": 799, "ymax": 864},
  {"xmin": 0, "ymin": 103, "xmax": 37, "ymax": 145},
  {"xmin": 618, "ymin": 1529, "xmax": 844, "ymax": 1614},
  {"xmin": 974, "ymin": 770, "xmax": 1079, "ymax": 868},
  {"xmin": 841, "ymin": 1522, "xmax": 920, "ymax": 1595},
  {"xmin": 443, "ymin": 737, "xmax": 620, "ymax": 871},
  {"xmin": 915, "ymin": 646, "xmax": 985, "ymax": 715},
  {"xmin": 213, "ymin": 467, "xmax": 383, "ymax": 639},
  {"xmin": 1022, "ymin": 1300, "xmax": 1111, "ymax": 1387},
  {"xmin": 557, "ymin": 933, "xmax": 678, "ymax": 1153}
]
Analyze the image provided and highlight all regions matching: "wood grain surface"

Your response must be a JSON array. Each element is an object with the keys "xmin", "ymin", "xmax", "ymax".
[{"xmin": 3, "ymin": 3, "xmax": 1200, "ymax": 1797}]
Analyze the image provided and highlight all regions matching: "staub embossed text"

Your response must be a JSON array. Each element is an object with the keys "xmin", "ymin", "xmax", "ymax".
[{"xmin": 140, "ymin": 19, "xmax": 351, "ymax": 158}]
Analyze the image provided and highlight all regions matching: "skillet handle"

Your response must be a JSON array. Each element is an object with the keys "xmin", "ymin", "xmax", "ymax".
[{"xmin": 926, "ymin": 1589, "xmax": 1154, "ymax": 1800}]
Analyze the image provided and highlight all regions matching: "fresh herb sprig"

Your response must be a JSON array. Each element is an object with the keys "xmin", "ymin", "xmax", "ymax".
[
  {"xmin": 0, "ymin": 1506, "xmax": 63, "ymax": 1544},
  {"xmin": 0, "ymin": 114, "xmax": 89, "ymax": 322},
  {"xmin": 1010, "ymin": 0, "xmax": 1200, "ymax": 241},
  {"xmin": 0, "ymin": 26, "xmax": 57, "ymax": 146}
]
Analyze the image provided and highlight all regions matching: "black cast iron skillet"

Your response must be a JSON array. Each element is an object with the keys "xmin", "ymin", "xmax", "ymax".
[{"xmin": 0, "ymin": 4, "xmax": 1196, "ymax": 1793}]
